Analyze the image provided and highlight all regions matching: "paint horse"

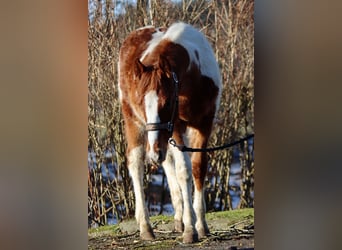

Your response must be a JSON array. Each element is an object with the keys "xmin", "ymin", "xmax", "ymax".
[{"xmin": 118, "ymin": 22, "xmax": 222, "ymax": 243}]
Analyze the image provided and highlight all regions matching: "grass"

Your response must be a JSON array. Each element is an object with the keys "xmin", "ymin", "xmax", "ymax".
[
  {"xmin": 206, "ymin": 208, "xmax": 254, "ymax": 221},
  {"xmin": 88, "ymin": 208, "xmax": 254, "ymax": 234},
  {"xmin": 150, "ymin": 214, "xmax": 174, "ymax": 224},
  {"xmin": 88, "ymin": 224, "xmax": 120, "ymax": 235}
]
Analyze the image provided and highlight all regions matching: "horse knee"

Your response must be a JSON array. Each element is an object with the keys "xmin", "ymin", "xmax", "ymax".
[{"xmin": 176, "ymin": 167, "xmax": 191, "ymax": 183}]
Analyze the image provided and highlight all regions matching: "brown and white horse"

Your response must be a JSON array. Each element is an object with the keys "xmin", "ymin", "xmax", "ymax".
[{"xmin": 118, "ymin": 22, "xmax": 222, "ymax": 243}]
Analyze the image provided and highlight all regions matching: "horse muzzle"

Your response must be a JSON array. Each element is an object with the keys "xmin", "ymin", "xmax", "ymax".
[{"xmin": 147, "ymin": 148, "xmax": 165, "ymax": 166}]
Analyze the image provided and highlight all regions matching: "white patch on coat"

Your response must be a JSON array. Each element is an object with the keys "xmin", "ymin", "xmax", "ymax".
[
  {"xmin": 139, "ymin": 22, "xmax": 222, "ymax": 112},
  {"xmin": 139, "ymin": 23, "xmax": 221, "ymax": 88},
  {"xmin": 164, "ymin": 22, "xmax": 222, "ymax": 111},
  {"xmin": 169, "ymin": 133, "xmax": 196, "ymax": 231},
  {"xmin": 162, "ymin": 148, "xmax": 183, "ymax": 222},
  {"xmin": 140, "ymin": 28, "xmax": 164, "ymax": 61},
  {"xmin": 193, "ymin": 187, "xmax": 206, "ymax": 233}
]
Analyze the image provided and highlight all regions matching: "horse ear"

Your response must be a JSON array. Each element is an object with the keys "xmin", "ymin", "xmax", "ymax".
[
  {"xmin": 134, "ymin": 59, "xmax": 146, "ymax": 78},
  {"xmin": 158, "ymin": 55, "xmax": 172, "ymax": 78},
  {"xmin": 135, "ymin": 59, "xmax": 154, "ymax": 78}
]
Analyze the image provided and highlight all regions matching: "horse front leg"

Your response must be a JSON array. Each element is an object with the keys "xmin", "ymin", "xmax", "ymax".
[
  {"xmin": 162, "ymin": 148, "xmax": 184, "ymax": 232},
  {"xmin": 122, "ymin": 101, "xmax": 154, "ymax": 241},
  {"xmin": 170, "ymin": 139, "xmax": 198, "ymax": 243},
  {"xmin": 127, "ymin": 145, "xmax": 155, "ymax": 240},
  {"xmin": 192, "ymin": 150, "xmax": 210, "ymax": 238},
  {"xmin": 189, "ymin": 128, "xmax": 211, "ymax": 238}
]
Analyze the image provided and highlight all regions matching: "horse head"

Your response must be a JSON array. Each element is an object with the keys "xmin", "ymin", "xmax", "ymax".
[{"xmin": 134, "ymin": 56, "xmax": 178, "ymax": 165}]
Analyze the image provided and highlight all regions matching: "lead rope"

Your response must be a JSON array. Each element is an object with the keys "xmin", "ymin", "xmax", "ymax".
[{"xmin": 168, "ymin": 134, "xmax": 254, "ymax": 152}]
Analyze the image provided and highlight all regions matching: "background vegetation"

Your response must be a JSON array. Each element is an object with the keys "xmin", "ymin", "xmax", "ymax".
[{"xmin": 88, "ymin": 0, "xmax": 254, "ymax": 227}]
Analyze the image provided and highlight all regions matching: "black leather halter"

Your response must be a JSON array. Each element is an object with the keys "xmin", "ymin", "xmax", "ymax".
[{"xmin": 145, "ymin": 71, "xmax": 179, "ymax": 135}]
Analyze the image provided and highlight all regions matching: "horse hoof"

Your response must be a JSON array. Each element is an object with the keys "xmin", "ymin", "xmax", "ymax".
[
  {"xmin": 182, "ymin": 231, "xmax": 198, "ymax": 244},
  {"xmin": 197, "ymin": 228, "xmax": 210, "ymax": 238},
  {"xmin": 174, "ymin": 220, "xmax": 184, "ymax": 232},
  {"xmin": 140, "ymin": 228, "xmax": 155, "ymax": 241}
]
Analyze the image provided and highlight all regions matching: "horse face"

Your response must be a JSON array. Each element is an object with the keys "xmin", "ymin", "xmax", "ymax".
[{"xmin": 141, "ymin": 62, "xmax": 175, "ymax": 166}]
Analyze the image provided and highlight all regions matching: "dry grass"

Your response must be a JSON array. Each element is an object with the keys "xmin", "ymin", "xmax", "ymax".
[{"xmin": 88, "ymin": 0, "xmax": 254, "ymax": 226}]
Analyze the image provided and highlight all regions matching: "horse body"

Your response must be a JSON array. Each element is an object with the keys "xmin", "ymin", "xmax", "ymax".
[{"xmin": 118, "ymin": 22, "xmax": 222, "ymax": 243}]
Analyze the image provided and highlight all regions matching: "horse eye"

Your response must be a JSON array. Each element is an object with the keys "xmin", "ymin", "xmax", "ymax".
[{"xmin": 144, "ymin": 65, "xmax": 154, "ymax": 72}]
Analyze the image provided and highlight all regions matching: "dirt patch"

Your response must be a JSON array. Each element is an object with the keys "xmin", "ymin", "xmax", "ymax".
[
  {"xmin": 88, "ymin": 210, "xmax": 254, "ymax": 249},
  {"xmin": 89, "ymin": 231, "xmax": 253, "ymax": 249}
]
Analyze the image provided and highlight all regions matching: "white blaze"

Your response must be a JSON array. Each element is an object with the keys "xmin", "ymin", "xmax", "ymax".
[{"xmin": 144, "ymin": 91, "xmax": 160, "ymax": 159}]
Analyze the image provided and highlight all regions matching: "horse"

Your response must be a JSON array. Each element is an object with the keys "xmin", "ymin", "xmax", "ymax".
[{"xmin": 118, "ymin": 22, "xmax": 222, "ymax": 244}]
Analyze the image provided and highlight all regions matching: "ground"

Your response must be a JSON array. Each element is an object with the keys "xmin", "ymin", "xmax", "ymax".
[{"xmin": 88, "ymin": 208, "xmax": 254, "ymax": 250}]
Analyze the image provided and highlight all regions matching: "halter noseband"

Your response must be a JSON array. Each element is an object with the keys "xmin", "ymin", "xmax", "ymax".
[{"xmin": 145, "ymin": 71, "xmax": 179, "ymax": 135}]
